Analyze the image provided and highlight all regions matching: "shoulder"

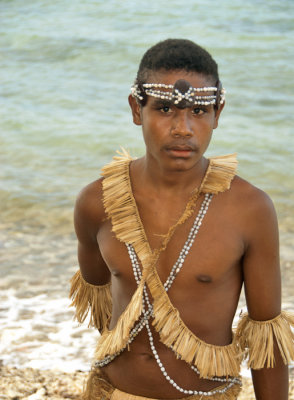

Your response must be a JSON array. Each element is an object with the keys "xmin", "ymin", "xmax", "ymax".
[
  {"xmin": 74, "ymin": 178, "xmax": 106, "ymax": 242},
  {"xmin": 230, "ymin": 175, "xmax": 276, "ymax": 216},
  {"xmin": 233, "ymin": 177, "xmax": 282, "ymax": 320},
  {"xmin": 228, "ymin": 175, "xmax": 278, "ymax": 246},
  {"xmin": 76, "ymin": 177, "xmax": 104, "ymax": 206}
]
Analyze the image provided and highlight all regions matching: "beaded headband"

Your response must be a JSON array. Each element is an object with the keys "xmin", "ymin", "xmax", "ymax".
[{"xmin": 131, "ymin": 79, "xmax": 226, "ymax": 109}]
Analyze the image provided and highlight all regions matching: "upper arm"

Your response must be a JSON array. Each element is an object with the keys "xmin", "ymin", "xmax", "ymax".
[
  {"xmin": 242, "ymin": 187, "xmax": 281, "ymax": 320},
  {"xmin": 74, "ymin": 179, "xmax": 111, "ymax": 285},
  {"xmin": 234, "ymin": 180, "xmax": 289, "ymax": 398}
]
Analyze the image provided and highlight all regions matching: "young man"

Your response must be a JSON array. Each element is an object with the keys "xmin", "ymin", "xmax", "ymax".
[{"xmin": 70, "ymin": 39, "xmax": 293, "ymax": 399}]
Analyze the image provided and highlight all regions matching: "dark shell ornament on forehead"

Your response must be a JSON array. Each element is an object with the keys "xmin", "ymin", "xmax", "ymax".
[{"xmin": 172, "ymin": 79, "xmax": 194, "ymax": 109}]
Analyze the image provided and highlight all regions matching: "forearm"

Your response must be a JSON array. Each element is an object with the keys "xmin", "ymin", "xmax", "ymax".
[{"xmin": 251, "ymin": 347, "xmax": 289, "ymax": 400}]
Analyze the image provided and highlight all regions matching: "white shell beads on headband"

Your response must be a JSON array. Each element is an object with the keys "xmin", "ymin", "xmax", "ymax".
[{"xmin": 131, "ymin": 82, "xmax": 226, "ymax": 106}]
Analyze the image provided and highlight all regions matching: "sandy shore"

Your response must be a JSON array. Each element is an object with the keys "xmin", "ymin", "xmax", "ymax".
[{"xmin": 0, "ymin": 365, "xmax": 293, "ymax": 399}]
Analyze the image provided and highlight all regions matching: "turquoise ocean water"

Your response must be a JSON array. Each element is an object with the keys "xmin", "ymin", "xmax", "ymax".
[{"xmin": 0, "ymin": 0, "xmax": 293, "ymax": 371}]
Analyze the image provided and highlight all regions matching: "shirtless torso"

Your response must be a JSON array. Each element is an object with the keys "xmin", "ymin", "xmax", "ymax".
[
  {"xmin": 72, "ymin": 50, "xmax": 290, "ymax": 399},
  {"xmin": 74, "ymin": 154, "xmax": 283, "ymax": 398}
]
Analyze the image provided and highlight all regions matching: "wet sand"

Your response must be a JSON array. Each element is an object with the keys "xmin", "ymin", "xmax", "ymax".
[{"xmin": 0, "ymin": 365, "xmax": 293, "ymax": 399}]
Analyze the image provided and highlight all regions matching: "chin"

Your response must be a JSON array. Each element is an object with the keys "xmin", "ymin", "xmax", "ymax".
[{"xmin": 166, "ymin": 158, "xmax": 198, "ymax": 172}]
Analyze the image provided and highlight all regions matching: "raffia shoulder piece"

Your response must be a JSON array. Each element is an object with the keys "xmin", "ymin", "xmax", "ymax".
[
  {"xmin": 200, "ymin": 154, "xmax": 239, "ymax": 194},
  {"xmin": 235, "ymin": 311, "xmax": 294, "ymax": 369},
  {"xmin": 101, "ymin": 149, "xmax": 237, "ymax": 265},
  {"xmin": 101, "ymin": 148, "xmax": 152, "ymax": 267},
  {"xmin": 92, "ymin": 150, "xmax": 240, "ymax": 375}
]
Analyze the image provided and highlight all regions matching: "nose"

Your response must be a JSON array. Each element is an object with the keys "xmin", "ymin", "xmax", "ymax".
[{"xmin": 171, "ymin": 110, "xmax": 192, "ymax": 137}]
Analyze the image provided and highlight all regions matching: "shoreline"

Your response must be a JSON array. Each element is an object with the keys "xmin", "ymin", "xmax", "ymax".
[{"xmin": 0, "ymin": 365, "xmax": 293, "ymax": 399}]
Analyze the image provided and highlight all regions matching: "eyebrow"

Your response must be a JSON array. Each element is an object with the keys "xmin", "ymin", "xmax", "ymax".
[
  {"xmin": 151, "ymin": 98, "xmax": 173, "ymax": 107},
  {"xmin": 150, "ymin": 97, "xmax": 213, "ymax": 110},
  {"xmin": 152, "ymin": 99, "xmax": 174, "ymax": 107}
]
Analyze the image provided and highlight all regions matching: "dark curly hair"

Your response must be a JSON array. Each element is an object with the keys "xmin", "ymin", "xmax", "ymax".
[{"xmin": 136, "ymin": 39, "xmax": 219, "ymax": 85}]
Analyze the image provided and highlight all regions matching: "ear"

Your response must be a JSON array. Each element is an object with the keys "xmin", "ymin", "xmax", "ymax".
[
  {"xmin": 128, "ymin": 94, "xmax": 142, "ymax": 126},
  {"xmin": 213, "ymin": 101, "xmax": 225, "ymax": 129}
]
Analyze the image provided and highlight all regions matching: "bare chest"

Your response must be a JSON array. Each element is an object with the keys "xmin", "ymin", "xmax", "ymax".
[{"xmin": 97, "ymin": 192, "xmax": 244, "ymax": 287}]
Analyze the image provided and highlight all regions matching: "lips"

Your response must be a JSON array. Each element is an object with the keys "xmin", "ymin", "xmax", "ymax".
[
  {"xmin": 169, "ymin": 146, "xmax": 193, "ymax": 151},
  {"xmin": 164, "ymin": 144, "xmax": 196, "ymax": 158},
  {"xmin": 165, "ymin": 143, "xmax": 195, "ymax": 152}
]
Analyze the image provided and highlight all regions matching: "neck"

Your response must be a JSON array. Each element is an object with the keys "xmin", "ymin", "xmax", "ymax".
[{"xmin": 135, "ymin": 154, "xmax": 209, "ymax": 195}]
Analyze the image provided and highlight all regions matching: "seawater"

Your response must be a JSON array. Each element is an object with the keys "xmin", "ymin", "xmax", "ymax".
[{"xmin": 0, "ymin": 0, "xmax": 293, "ymax": 372}]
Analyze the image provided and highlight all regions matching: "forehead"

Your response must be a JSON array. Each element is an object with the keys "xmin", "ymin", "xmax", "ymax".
[{"xmin": 145, "ymin": 69, "xmax": 214, "ymax": 88}]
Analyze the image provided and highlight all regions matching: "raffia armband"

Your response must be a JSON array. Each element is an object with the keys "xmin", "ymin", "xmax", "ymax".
[
  {"xmin": 236, "ymin": 311, "xmax": 294, "ymax": 369},
  {"xmin": 69, "ymin": 270, "xmax": 112, "ymax": 332}
]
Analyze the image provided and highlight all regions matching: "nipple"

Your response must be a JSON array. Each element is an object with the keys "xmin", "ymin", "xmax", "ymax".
[{"xmin": 197, "ymin": 274, "xmax": 212, "ymax": 283}]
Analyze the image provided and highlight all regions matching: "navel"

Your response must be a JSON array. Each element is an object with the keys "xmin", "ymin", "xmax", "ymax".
[{"xmin": 196, "ymin": 274, "xmax": 212, "ymax": 283}]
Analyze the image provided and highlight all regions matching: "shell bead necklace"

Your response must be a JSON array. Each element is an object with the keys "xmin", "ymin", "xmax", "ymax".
[{"xmin": 95, "ymin": 193, "xmax": 241, "ymax": 395}]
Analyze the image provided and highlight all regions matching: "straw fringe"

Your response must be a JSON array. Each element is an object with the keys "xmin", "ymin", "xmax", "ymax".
[
  {"xmin": 101, "ymin": 150, "xmax": 152, "ymax": 267},
  {"xmin": 200, "ymin": 154, "xmax": 237, "ymax": 195},
  {"xmin": 146, "ymin": 268, "xmax": 241, "ymax": 378},
  {"xmin": 236, "ymin": 311, "xmax": 294, "ymax": 369},
  {"xmin": 83, "ymin": 368, "xmax": 241, "ymax": 400},
  {"xmin": 102, "ymin": 150, "xmax": 237, "ymax": 265},
  {"xmin": 82, "ymin": 368, "xmax": 114, "ymax": 400},
  {"xmin": 69, "ymin": 270, "xmax": 112, "ymax": 331},
  {"xmin": 94, "ymin": 280, "xmax": 144, "ymax": 359}
]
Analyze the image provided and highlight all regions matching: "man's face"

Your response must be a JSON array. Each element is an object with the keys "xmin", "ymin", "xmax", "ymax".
[{"xmin": 129, "ymin": 70, "xmax": 224, "ymax": 172}]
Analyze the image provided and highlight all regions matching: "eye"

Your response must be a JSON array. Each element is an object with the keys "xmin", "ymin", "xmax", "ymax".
[
  {"xmin": 160, "ymin": 105, "xmax": 172, "ymax": 113},
  {"xmin": 192, "ymin": 107, "xmax": 205, "ymax": 115}
]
